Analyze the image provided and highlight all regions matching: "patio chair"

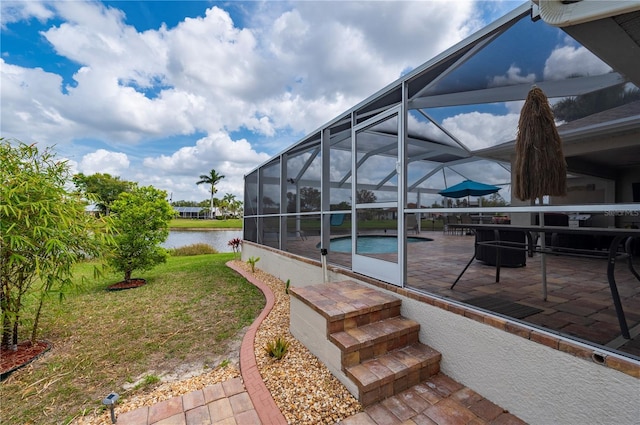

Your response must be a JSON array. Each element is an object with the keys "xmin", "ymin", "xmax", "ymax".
[
  {"xmin": 406, "ymin": 214, "xmax": 419, "ymax": 234},
  {"xmin": 444, "ymin": 215, "xmax": 460, "ymax": 235},
  {"xmin": 288, "ymin": 230, "xmax": 307, "ymax": 241},
  {"xmin": 261, "ymin": 229, "xmax": 280, "ymax": 245},
  {"xmin": 330, "ymin": 213, "xmax": 345, "ymax": 226},
  {"xmin": 460, "ymin": 214, "xmax": 473, "ymax": 235}
]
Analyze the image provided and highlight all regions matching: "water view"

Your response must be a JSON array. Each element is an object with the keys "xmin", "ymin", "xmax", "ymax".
[{"xmin": 163, "ymin": 230, "xmax": 242, "ymax": 252}]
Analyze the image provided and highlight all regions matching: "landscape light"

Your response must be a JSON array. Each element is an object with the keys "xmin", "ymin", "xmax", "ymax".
[{"xmin": 102, "ymin": 392, "xmax": 119, "ymax": 424}]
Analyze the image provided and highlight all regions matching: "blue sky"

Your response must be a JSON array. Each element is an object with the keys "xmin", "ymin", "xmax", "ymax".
[{"xmin": 1, "ymin": 0, "xmax": 519, "ymax": 202}]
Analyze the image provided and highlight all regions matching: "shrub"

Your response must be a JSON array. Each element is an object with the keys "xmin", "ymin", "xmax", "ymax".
[
  {"xmin": 264, "ymin": 336, "xmax": 290, "ymax": 360},
  {"xmin": 247, "ymin": 256, "xmax": 260, "ymax": 272},
  {"xmin": 1, "ymin": 140, "xmax": 113, "ymax": 346},
  {"xmin": 228, "ymin": 238, "xmax": 242, "ymax": 259},
  {"xmin": 169, "ymin": 243, "xmax": 218, "ymax": 256}
]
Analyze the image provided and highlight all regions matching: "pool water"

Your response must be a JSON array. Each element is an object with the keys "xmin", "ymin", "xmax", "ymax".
[{"xmin": 320, "ymin": 235, "xmax": 431, "ymax": 254}]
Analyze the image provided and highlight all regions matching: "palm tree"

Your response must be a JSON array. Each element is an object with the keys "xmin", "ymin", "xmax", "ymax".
[
  {"xmin": 222, "ymin": 193, "xmax": 236, "ymax": 219},
  {"xmin": 231, "ymin": 199, "xmax": 243, "ymax": 218},
  {"xmin": 196, "ymin": 169, "xmax": 225, "ymax": 219}
]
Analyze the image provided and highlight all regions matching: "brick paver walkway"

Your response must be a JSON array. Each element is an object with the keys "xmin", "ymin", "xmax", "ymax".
[{"xmin": 117, "ymin": 377, "xmax": 260, "ymax": 424}]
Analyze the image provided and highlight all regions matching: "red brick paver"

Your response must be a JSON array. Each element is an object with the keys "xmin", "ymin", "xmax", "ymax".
[
  {"xmin": 148, "ymin": 396, "xmax": 183, "ymax": 423},
  {"xmin": 227, "ymin": 261, "xmax": 289, "ymax": 425}
]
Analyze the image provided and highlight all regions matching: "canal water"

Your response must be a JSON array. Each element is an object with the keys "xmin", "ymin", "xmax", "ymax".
[{"xmin": 163, "ymin": 230, "xmax": 242, "ymax": 252}]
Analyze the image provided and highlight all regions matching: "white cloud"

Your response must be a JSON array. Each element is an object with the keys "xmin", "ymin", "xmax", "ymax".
[
  {"xmin": 1, "ymin": 0, "xmax": 503, "ymax": 201},
  {"xmin": 0, "ymin": 0, "xmax": 54, "ymax": 28},
  {"xmin": 491, "ymin": 65, "xmax": 536, "ymax": 87},
  {"xmin": 1, "ymin": 0, "xmax": 488, "ymax": 147},
  {"xmin": 141, "ymin": 133, "xmax": 270, "ymax": 201},
  {"xmin": 143, "ymin": 132, "xmax": 268, "ymax": 171},
  {"xmin": 544, "ymin": 44, "xmax": 611, "ymax": 80},
  {"xmin": 442, "ymin": 111, "xmax": 520, "ymax": 151},
  {"xmin": 79, "ymin": 149, "xmax": 130, "ymax": 176}
]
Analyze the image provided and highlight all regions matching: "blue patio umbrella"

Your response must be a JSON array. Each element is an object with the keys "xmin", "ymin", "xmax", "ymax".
[{"xmin": 438, "ymin": 180, "xmax": 500, "ymax": 200}]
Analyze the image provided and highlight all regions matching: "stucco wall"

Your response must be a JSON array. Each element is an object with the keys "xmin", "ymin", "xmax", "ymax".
[
  {"xmin": 240, "ymin": 243, "xmax": 639, "ymax": 425},
  {"xmin": 401, "ymin": 297, "xmax": 638, "ymax": 424},
  {"xmin": 289, "ymin": 297, "xmax": 358, "ymax": 397}
]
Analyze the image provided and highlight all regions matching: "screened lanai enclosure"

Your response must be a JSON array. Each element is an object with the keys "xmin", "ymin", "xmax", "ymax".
[{"xmin": 244, "ymin": 2, "xmax": 640, "ymax": 358}]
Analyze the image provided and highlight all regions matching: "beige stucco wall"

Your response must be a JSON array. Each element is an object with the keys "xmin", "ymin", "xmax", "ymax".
[
  {"xmin": 241, "ymin": 243, "xmax": 640, "ymax": 425},
  {"xmin": 289, "ymin": 296, "xmax": 359, "ymax": 397}
]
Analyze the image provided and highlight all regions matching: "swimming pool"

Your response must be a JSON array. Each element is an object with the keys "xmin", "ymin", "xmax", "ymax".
[{"xmin": 319, "ymin": 235, "xmax": 432, "ymax": 254}]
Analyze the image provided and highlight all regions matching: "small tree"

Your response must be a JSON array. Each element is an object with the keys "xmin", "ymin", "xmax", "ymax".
[
  {"xmin": 72, "ymin": 172, "xmax": 133, "ymax": 215},
  {"xmin": 1, "ymin": 140, "xmax": 113, "ymax": 347},
  {"xmin": 356, "ymin": 189, "xmax": 377, "ymax": 220},
  {"xmin": 108, "ymin": 185, "xmax": 176, "ymax": 283},
  {"xmin": 479, "ymin": 192, "xmax": 509, "ymax": 208}
]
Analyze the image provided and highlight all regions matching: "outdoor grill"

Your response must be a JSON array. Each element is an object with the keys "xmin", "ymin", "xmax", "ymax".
[{"xmin": 568, "ymin": 213, "xmax": 592, "ymax": 227}]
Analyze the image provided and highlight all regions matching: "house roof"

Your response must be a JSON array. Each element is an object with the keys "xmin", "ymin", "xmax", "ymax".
[{"xmin": 173, "ymin": 206, "xmax": 205, "ymax": 213}]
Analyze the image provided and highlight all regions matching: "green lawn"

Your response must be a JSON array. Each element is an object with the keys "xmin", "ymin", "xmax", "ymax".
[
  {"xmin": 170, "ymin": 218, "xmax": 242, "ymax": 229},
  {"xmin": 1, "ymin": 254, "xmax": 264, "ymax": 424}
]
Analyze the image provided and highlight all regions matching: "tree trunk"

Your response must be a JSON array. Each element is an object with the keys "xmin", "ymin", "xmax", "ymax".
[
  {"xmin": 11, "ymin": 313, "xmax": 19, "ymax": 349},
  {"xmin": 1, "ymin": 317, "xmax": 10, "ymax": 349},
  {"xmin": 31, "ymin": 294, "xmax": 46, "ymax": 343},
  {"xmin": 1, "ymin": 290, "xmax": 10, "ymax": 348},
  {"xmin": 1, "ymin": 258, "xmax": 12, "ymax": 348},
  {"xmin": 124, "ymin": 269, "xmax": 132, "ymax": 282}
]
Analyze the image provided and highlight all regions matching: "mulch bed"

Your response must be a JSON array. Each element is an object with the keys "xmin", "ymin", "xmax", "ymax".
[
  {"xmin": 107, "ymin": 278, "xmax": 146, "ymax": 291},
  {"xmin": 1, "ymin": 340, "xmax": 51, "ymax": 381}
]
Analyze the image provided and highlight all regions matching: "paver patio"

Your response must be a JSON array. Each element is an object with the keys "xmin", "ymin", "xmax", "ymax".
[{"xmin": 284, "ymin": 230, "xmax": 640, "ymax": 359}]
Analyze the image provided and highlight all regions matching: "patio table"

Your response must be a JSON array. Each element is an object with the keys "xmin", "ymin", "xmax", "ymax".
[{"xmin": 448, "ymin": 223, "xmax": 640, "ymax": 339}]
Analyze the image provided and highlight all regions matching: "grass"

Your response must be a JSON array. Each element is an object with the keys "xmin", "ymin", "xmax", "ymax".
[
  {"xmin": 132, "ymin": 374, "xmax": 161, "ymax": 391},
  {"xmin": 169, "ymin": 218, "xmax": 242, "ymax": 229},
  {"xmin": 1, "ymin": 253, "xmax": 264, "ymax": 425}
]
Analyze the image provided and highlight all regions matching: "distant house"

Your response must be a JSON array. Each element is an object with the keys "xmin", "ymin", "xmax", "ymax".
[
  {"xmin": 173, "ymin": 206, "xmax": 225, "ymax": 219},
  {"xmin": 84, "ymin": 204, "xmax": 102, "ymax": 216},
  {"xmin": 173, "ymin": 206, "xmax": 207, "ymax": 219}
]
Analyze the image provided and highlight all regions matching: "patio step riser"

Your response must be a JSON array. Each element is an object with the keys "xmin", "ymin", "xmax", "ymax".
[
  {"xmin": 330, "ymin": 317, "xmax": 421, "ymax": 367},
  {"xmin": 326, "ymin": 302, "xmax": 402, "ymax": 337},
  {"xmin": 345, "ymin": 343, "xmax": 442, "ymax": 406}
]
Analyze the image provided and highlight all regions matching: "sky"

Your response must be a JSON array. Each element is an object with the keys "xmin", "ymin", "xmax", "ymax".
[{"xmin": 1, "ymin": 0, "xmax": 521, "ymax": 203}]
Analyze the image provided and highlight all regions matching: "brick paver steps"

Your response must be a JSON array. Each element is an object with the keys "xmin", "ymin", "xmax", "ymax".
[
  {"xmin": 290, "ymin": 280, "xmax": 442, "ymax": 406},
  {"xmin": 291, "ymin": 280, "xmax": 527, "ymax": 424}
]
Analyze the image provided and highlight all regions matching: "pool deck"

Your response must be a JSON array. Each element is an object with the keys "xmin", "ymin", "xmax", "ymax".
[{"xmin": 283, "ymin": 230, "xmax": 640, "ymax": 360}]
